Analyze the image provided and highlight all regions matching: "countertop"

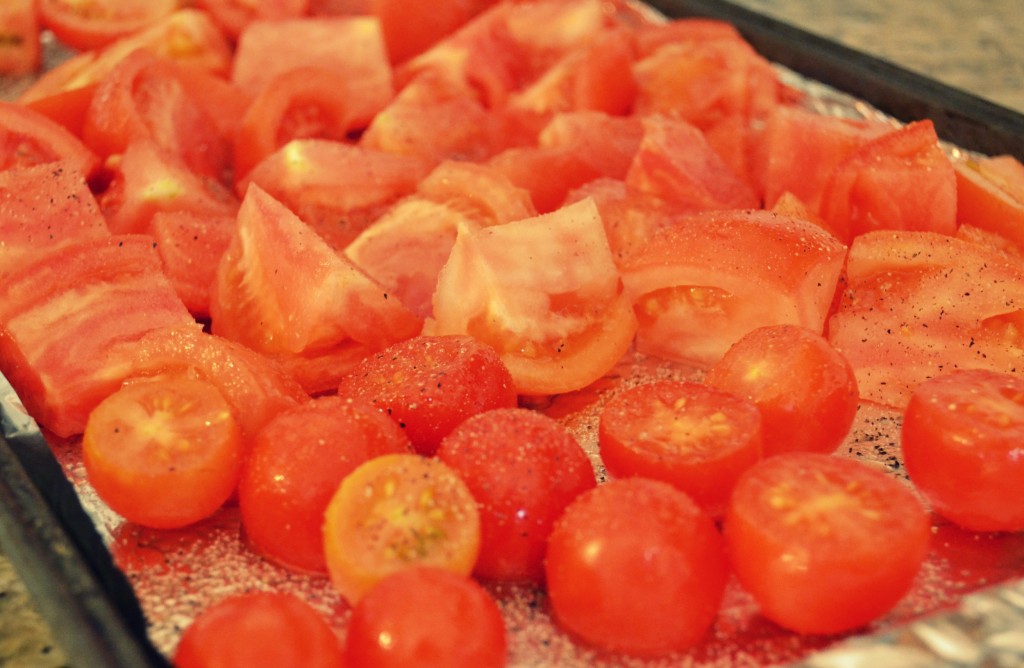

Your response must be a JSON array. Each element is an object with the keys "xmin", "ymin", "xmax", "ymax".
[{"xmin": 2, "ymin": 1, "xmax": 1023, "ymax": 666}]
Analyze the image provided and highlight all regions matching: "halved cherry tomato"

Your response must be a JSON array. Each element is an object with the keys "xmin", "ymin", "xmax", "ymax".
[
  {"xmin": 435, "ymin": 407, "xmax": 596, "ymax": 581},
  {"xmin": 239, "ymin": 395, "xmax": 412, "ymax": 573},
  {"xmin": 82, "ymin": 375, "xmax": 244, "ymax": 529},
  {"xmin": 598, "ymin": 380, "xmax": 762, "ymax": 517},
  {"xmin": 39, "ymin": 0, "xmax": 178, "ymax": 51},
  {"xmin": 723, "ymin": 452, "xmax": 930, "ymax": 635},
  {"xmin": 545, "ymin": 477, "xmax": 728, "ymax": 657},
  {"xmin": 0, "ymin": 0, "xmax": 39, "ymax": 76},
  {"xmin": 902, "ymin": 369, "xmax": 1024, "ymax": 532},
  {"xmin": 174, "ymin": 592, "xmax": 344, "ymax": 668},
  {"xmin": 322, "ymin": 453, "xmax": 481, "ymax": 603},
  {"xmin": 344, "ymin": 567, "xmax": 506, "ymax": 668},
  {"xmin": 705, "ymin": 324, "xmax": 859, "ymax": 456}
]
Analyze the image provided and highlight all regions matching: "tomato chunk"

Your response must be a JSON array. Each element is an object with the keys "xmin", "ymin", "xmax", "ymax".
[
  {"xmin": 0, "ymin": 101, "xmax": 100, "ymax": 178},
  {"xmin": 0, "ymin": 0, "xmax": 40, "ymax": 76},
  {"xmin": 39, "ymin": 0, "xmax": 178, "ymax": 51}
]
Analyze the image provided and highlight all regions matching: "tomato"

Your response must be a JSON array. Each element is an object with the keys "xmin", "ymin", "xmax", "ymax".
[
  {"xmin": 174, "ymin": 592, "xmax": 344, "ymax": 668},
  {"xmin": 0, "ymin": 0, "xmax": 39, "ymax": 76},
  {"xmin": 820, "ymin": 120, "xmax": 957, "ymax": 242},
  {"xmin": 0, "ymin": 101, "xmax": 100, "ymax": 178},
  {"xmin": 344, "ymin": 567, "xmax": 506, "ymax": 668},
  {"xmin": 149, "ymin": 211, "xmax": 236, "ymax": 317},
  {"xmin": 197, "ymin": 0, "xmax": 310, "ymax": 40},
  {"xmin": 414, "ymin": 159, "xmax": 536, "ymax": 225},
  {"xmin": 322, "ymin": 453, "xmax": 481, "ymax": 603},
  {"xmin": 373, "ymin": 0, "xmax": 498, "ymax": 64},
  {"xmin": 826, "ymin": 230, "xmax": 1024, "ymax": 408},
  {"xmin": 545, "ymin": 477, "xmax": 728, "ymax": 657},
  {"xmin": 705, "ymin": 325, "xmax": 859, "ymax": 456},
  {"xmin": 39, "ymin": 0, "xmax": 178, "ymax": 51},
  {"xmin": 723, "ymin": 452, "xmax": 930, "ymax": 635},
  {"xmin": 211, "ymin": 184, "xmax": 421, "ymax": 357},
  {"xmin": 82, "ymin": 375, "xmax": 243, "ymax": 529},
  {"xmin": 618, "ymin": 208, "xmax": 846, "ymax": 368},
  {"xmin": 337, "ymin": 334, "xmax": 517, "ymax": 455},
  {"xmin": 0, "ymin": 162, "xmax": 109, "ymax": 283},
  {"xmin": 238, "ymin": 395, "xmax": 412, "ymax": 573},
  {"xmin": 954, "ymin": 155, "xmax": 1024, "ymax": 252},
  {"xmin": 425, "ymin": 197, "xmax": 638, "ymax": 396},
  {"xmin": 435, "ymin": 407, "xmax": 596, "ymax": 581},
  {"xmin": 598, "ymin": 380, "xmax": 762, "ymax": 517},
  {"xmin": 902, "ymin": 369, "xmax": 1024, "ymax": 532}
]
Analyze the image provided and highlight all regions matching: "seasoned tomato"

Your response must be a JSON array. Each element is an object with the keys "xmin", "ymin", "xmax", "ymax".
[
  {"xmin": 322, "ymin": 453, "xmax": 481, "ymax": 603},
  {"xmin": 954, "ymin": 154, "xmax": 1024, "ymax": 252},
  {"xmin": 425, "ymin": 197, "xmax": 638, "ymax": 396},
  {"xmin": 239, "ymin": 395, "xmax": 412, "ymax": 573},
  {"xmin": 197, "ymin": 0, "xmax": 310, "ymax": 40},
  {"xmin": 0, "ymin": 0, "xmax": 39, "ymax": 76},
  {"xmin": 598, "ymin": 380, "xmax": 762, "ymax": 517},
  {"xmin": 174, "ymin": 592, "xmax": 343, "ymax": 668},
  {"xmin": 705, "ymin": 325, "xmax": 859, "ymax": 456},
  {"xmin": 545, "ymin": 477, "xmax": 728, "ymax": 657},
  {"xmin": 149, "ymin": 211, "xmax": 236, "ymax": 317},
  {"xmin": 82, "ymin": 376, "xmax": 243, "ymax": 529},
  {"xmin": 0, "ymin": 101, "xmax": 100, "ymax": 178},
  {"xmin": 902, "ymin": 369, "xmax": 1024, "ymax": 532},
  {"xmin": 436, "ymin": 408, "xmax": 596, "ymax": 582},
  {"xmin": 344, "ymin": 567, "xmax": 506, "ymax": 668},
  {"xmin": 723, "ymin": 453, "xmax": 929, "ymax": 635},
  {"xmin": 38, "ymin": 0, "xmax": 178, "ymax": 51}
]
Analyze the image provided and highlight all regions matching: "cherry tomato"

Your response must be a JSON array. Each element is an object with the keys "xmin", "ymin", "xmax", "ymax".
[
  {"xmin": 344, "ymin": 567, "xmax": 506, "ymax": 668},
  {"xmin": 174, "ymin": 592, "xmax": 343, "ymax": 668},
  {"xmin": 902, "ymin": 369, "xmax": 1024, "ymax": 532},
  {"xmin": 39, "ymin": 0, "xmax": 178, "ymax": 51},
  {"xmin": 545, "ymin": 478, "xmax": 728, "ymax": 657},
  {"xmin": 723, "ymin": 452, "xmax": 929, "ymax": 635},
  {"xmin": 705, "ymin": 324, "xmax": 859, "ymax": 456},
  {"xmin": 82, "ymin": 375, "xmax": 244, "ymax": 529},
  {"xmin": 322, "ymin": 453, "xmax": 481, "ymax": 603},
  {"xmin": 338, "ymin": 335, "xmax": 518, "ymax": 456},
  {"xmin": 435, "ymin": 407, "xmax": 596, "ymax": 582},
  {"xmin": 598, "ymin": 380, "xmax": 762, "ymax": 517}
]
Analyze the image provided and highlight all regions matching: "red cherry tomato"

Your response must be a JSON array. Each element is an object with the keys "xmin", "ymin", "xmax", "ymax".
[
  {"xmin": 174, "ymin": 592, "xmax": 343, "ymax": 668},
  {"xmin": 82, "ymin": 375, "xmax": 244, "ymax": 529},
  {"xmin": 344, "ymin": 567, "xmax": 507, "ymax": 668},
  {"xmin": 545, "ymin": 477, "xmax": 728, "ymax": 657},
  {"xmin": 435, "ymin": 407, "xmax": 596, "ymax": 582},
  {"xmin": 598, "ymin": 380, "xmax": 762, "ymax": 517},
  {"xmin": 338, "ymin": 335, "xmax": 517, "ymax": 455},
  {"xmin": 902, "ymin": 369, "xmax": 1024, "ymax": 532},
  {"xmin": 723, "ymin": 452, "xmax": 930, "ymax": 635},
  {"xmin": 238, "ymin": 395, "xmax": 413, "ymax": 574},
  {"xmin": 705, "ymin": 324, "xmax": 859, "ymax": 456}
]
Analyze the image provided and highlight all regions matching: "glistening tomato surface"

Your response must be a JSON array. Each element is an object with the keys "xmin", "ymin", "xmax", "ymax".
[
  {"xmin": 723, "ymin": 453, "xmax": 929, "ymax": 635},
  {"xmin": 545, "ymin": 477, "xmax": 728, "ymax": 657},
  {"xmin": 902, "ymin": 369, "xmax": 1024, "ymax": 532},
  {"xmin": 82, "ymin": 376, "xmax": 244, "ymax": 529}
]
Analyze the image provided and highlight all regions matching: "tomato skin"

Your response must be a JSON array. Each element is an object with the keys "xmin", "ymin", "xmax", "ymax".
[
  {"xmin": 238, "ymin": 395, "xmax": 412, "ymax": 574},
  {"xmin": 82, "ymin": 376, "xmax": 244, "ymax": 529},
  {"xmin": 705, "ymin": 324, "xmax": 859, "ymax": 456},
  {"xmin": 436, "ymin": 408, "xmax": 596, "ymax": 582},
  {"xmin": 344, "ymin": 567, "xmax": 507, "ymax": 668},
  {"xmin": 902, "ymin": 369, "xmax": 1024, "ymax": 532},
  {"xmin": 723, "ymin": 453, "xmax": 929, "ymax": 635},
  {"xmin": 545, "ymin": 477, "xmax": 728, "ymax": 657},
  {"xmin": 174, "ymin": 592, "xmax": 344, "ymax": 668},
  {"xmin": 598, "ymin": 380, "xmax": 762, "ymax": 517}
]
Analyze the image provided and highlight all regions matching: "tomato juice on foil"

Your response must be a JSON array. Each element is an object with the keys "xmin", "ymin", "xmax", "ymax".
[{"xmin": 3, "ymin": 2, "xmax": 1024, "ymax": 666}]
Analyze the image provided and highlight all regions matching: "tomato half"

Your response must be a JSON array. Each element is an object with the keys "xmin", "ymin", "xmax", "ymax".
[
  {"xmin": 902, "ymin": 369, "xmax": 1024, "ymax": 532},
  {"xmin": 39, "ymin": 0, "xmax": 178, "ymax": 51},
  {"xmin": 723, "ymin": 452, "xmax": 930, "ymax": 635},
  {"xmin": 344, "ymin": 567, "xmax": 506, "ymax": 668},
  {"xmin": 322, "ymin": 453, "xmax": 481, "ymax": 603},
  {"xmin": 82, "ymin": 375, "xmax": 243, "ymax": 529}
]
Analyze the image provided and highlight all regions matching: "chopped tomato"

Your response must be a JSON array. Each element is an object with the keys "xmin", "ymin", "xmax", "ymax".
[
  {"xmin": 954, "ymin": 154, "xmax": 1024, "ymax": 252},
  {"xmin": 174, "ymin": 592, "xmax": 344, "ymax": 668},
  {"xmin": 82, "ymin": 375, "xmax": 243, "ymax": 529},
  {"xmin": 0, "ymin": 101, "xmax": 100, "ymax": 178},
  {"xmin": 344, "ymin": 567, "xmax": 506, "ymax": 668},
  {"xmin": 436, "ymin": 408, "xmax": 596, "ymax": 581},
  {"xmin": 337, "ymin": 335, "xmax": 517, "ymax": 456},
  {"xmin": 902, "ymin": 369, "xmax": 1024, "ymax": 532},
  {"xmin": 197, "ymin": 0, "xmax": 311, "ymax": 40},
  {"xmin": 149, "ymin": 211, "xmax": 235, "ymax": 317},
  {"xmin": 705, "ymin": 325, "xmax": 859, "ymax": 456},
  {"xmin": 598, "ymin": 380, "xmax": 762, "ymax": 517},
  {"xmin": 0, "ymin": 0, "xmax": 40, "ymax": 76},
  {"xmin": 414, "ymin": 159, "xmax": 536, "ymax": 225},
  {"xmin": 723, "ymin": 453, "xmax": 929, "ymax": 635},
  {"xmin": 425, "ymin": 197, "xmax": 638, "ymax": 396},
  {"xmin": 238, "ymin": 395, "xmax": 412, "ymax": 573},
  {"xmin": 372, "ymin": 0, "xmax": 499, "ymax": 65},
  {"xmin": 545, "ymin": 477, "xmax": 728, "ymax": 657},
  {"xmin": 322, "ymin": 453, "xmax": 481, "ymax": 603},
  {"xmin": 39, "ymin": 0, "xmax": 178, "ymax": 51}
]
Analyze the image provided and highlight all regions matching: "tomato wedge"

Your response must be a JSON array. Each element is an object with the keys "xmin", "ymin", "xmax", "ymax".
[
  {"xmin": 38, "ymin": 0, "xmax": 178, "ymax": 51},
  {"xmin": 0, "ymin": 101, "xmax": 100, "ymax": 178}
]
